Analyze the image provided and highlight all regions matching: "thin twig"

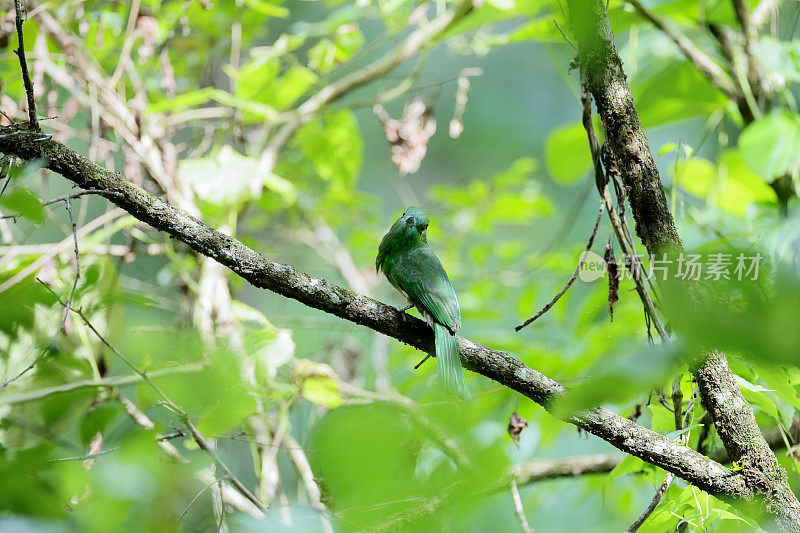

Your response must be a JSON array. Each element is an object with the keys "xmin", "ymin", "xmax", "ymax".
[
  {"xmin": 579, "ymin": 79, "xmax": 669, "ymax": 341},
  {"xmin": 0, "ymin": 364, "xmax": 203, "ymax": 405},
  {"xmin": 0, "ymin": 159, "xmax": 12, "ymax": 197},
  {"xmin": 14, "ymin": 0, "xmax": 38, "ymax": 129},
  {"xmin": 50, "ymin": 447, "xmax": 120, "ymax": 462},
  {"xmin": 342, "ymin": 49, "xmax": 432, "ymax": 110},
  {"xmin": 283, "ymin": 433, "xmax": 335, "ymax": 533},
  {"xmin": 39, "ymin": 284, "xmax": 267, "ymax": 514},
  {"xmin": 42, "ymin": 189, "xmax": 124, "ymax": 206},
  {"xmin": 109, "ymin": 0, "xmax": 140, "ymax": 88},
  {"xmin": 0, "ymin": 110, "xmax": 15, "ymax": 125},
  {"xmin": 516, "ymin": 201, "xmax": 604, "ymax": 331},
  {"xmin": 178, "ymin": 478, "xmax": 220, "ymax": 523},
  {"xmin": 553, "ymin": 20, "xmax": 577, "ymax": 49},
  {"xmin": 626, "ymin": 472, "xmax": 675, "ymax": 532},
  {"xmin": 0, "ymin": 208, "xmax": 126, "ymax": 294},
  {"xmin": 0, "ymin": 198, "xmax": 81, "ymax": 388},
  {"xmin": 625, "ymin": 0, "xmax": 738, "ymax": 99},
  {"xmin": 672, "ymin": 374, "xmax": 684, "ymax": 432},
  {"xmin": 627, "ymin": 376, "xmax": 686, "ymax": 531},
  {"xmin": 510, "ymin": 479, "xmax": 534, "ymax": 533},
  {"xmin": 116, "ymin": 394, "xmax": 265, "ymax": 519}
]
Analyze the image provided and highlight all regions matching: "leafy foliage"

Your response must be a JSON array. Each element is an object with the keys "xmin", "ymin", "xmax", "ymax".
[{"xmin": 1, "ymin": 0, "xmax": 800, "ymax": 531}]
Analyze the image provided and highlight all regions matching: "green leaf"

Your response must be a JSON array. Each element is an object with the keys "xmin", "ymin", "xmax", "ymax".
[
  {"xmin": 147, "ymin": 87, "xmax": 217, "ymax": 113},
  {"xmin": 658, "ymin": 142, "xmax": 678, "ymax": 157},
  {"xmin": 544, "ymin": 118, "xmax": 600, "ymax": 184},
  {"xmin": 739, "ymin": 110, "xmax": 800, "ymax": 182},
  {"xmin": 233, "ymin": 52, "xmax": 317, "ymax": 115},
  {"xmin": 248, "ymin": 327, "xmax": 295, "ymax": 382},
  {"xmin": 674, "ymin": 156, "xmax": 715, "ymax": 201},
  {"xmin": 633, "ymin": 61, "xmax": 725, "ymax": 126},
  {"xmin": 605, "ymin": 454, "xmax": 646, "ymax": 483},
  {"xmin": 296, "ymin": 110, "xmax": 363, "ymax": 187},
  {"xmin": 197, "ymin": 391, "xmax": 257, "ymax": 435},
  {"xmin": 708, "ymin": 507, "xmax": 756, "ymax": 527},
  {"xmin": 0, "ymin": 268, "xmax": 58, "ymax": 331},
  {"xmin": 676, "ymin": 151, "xmax": 775, "ymax": 214},
  {"xmin": 244, "ymin": 0, "xmax": 289, "ymax": 17},
  {"xmin": 718, "ymin": 149, "xmax": 776, "ymax": 212},
  {"xmin": 303, "ymin": 375, "xmax": 342, "ymax": 409},
  {"xmin": 0, "ymin": 187, "xmax": 44, "ymax": 222},
  {"xmin": 486, "ymin": 0, "xmax": 516, "ymax": 10},
  {"xmin": 665, "ymin": 424, "xmax": 703, "ymax": 440},
  {"xmin": 178, "ymin": 146, "xmax": 296, "ymax": 210},
  {"xmin": 733, "ymin": 374, "xmax": 775, "ymax": 393},
  {"xmin": 753, "ymin": 37, "xmax": 800, "ymax": 83}
]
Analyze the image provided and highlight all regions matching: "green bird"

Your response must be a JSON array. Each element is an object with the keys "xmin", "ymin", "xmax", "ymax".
[{"xmin": 376, "ymin": 206, "xmax": 470, "ymax": 399}]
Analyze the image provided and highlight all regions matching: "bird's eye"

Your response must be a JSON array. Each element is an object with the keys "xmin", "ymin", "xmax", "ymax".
[{"xmin": 405, "ymin": 217, "xmax": 414, "ymax": 226}]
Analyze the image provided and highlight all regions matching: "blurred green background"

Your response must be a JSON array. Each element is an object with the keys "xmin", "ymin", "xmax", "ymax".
[{"xmin": 1, "ymin": 0, "xmax": 800, "ymax": 531}]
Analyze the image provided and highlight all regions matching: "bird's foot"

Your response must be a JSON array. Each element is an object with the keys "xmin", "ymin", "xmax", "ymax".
[
  {"xmin": 397, "ymin": 303, "xmax": 413, "ymax": 322},
  {"xmin": 414, "ymin": 354, "xmax": 432, "ymax": 370}
]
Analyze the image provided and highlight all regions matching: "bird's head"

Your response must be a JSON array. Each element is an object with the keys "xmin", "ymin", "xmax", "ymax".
[
  {"xmin": 398, "ymin": 206, "xmax": 429, "ymax": 238},
  {"xmin": 376, "ymin": 206, "xmax": 431, "ymax": 271}
]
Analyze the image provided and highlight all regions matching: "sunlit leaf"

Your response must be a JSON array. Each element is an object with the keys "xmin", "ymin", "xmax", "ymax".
[{"xmin": 739, "ymin": 110, "xmax": 800, "ymax": 182}]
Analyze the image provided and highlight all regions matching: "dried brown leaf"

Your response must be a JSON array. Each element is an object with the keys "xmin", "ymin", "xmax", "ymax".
[
  {"xmin": 507, "ymin": 412, "xmax": 528, "ymax": 445},
  {"xmin": 375, "ymin": 97, "xmax": 436, "ymax": 175}
]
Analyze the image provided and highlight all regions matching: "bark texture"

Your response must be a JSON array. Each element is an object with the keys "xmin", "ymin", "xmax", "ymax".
[
  {"xmin": 694, "ymin": 352, "xmax": 800, "ymax": 525},
  {"xmin": 568, "ymin": 0, "xmax": 682, "ymax": 256},
  {"xmin": 567, "ymin": 0, "xmax": 800, "ymax": 528}
]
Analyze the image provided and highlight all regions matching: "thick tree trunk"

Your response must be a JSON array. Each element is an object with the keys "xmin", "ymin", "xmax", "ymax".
[{"xmin": 567, "ymin": 0, "xmax": 800, "ymax": 528}]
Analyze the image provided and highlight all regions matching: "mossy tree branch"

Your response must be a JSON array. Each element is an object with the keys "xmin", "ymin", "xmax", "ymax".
[{"xmin": 0, "ymin": 128, "xmax": 753, "ymax": 503}]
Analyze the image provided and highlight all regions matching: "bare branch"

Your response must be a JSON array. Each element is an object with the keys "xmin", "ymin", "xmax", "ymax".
[
  {"xmin": 513, "ymin": 453, "xmax": 625, "ymax": 484},
  {"xmin": 625, "ymin": 0, "xmax": 739, "ymax": 100},
  {"xmin": 516, "ymin": 201, "xmax": 604, "ymax": 331},
  {"xmin": 752, "ymin": 0, "xmax": 783, "ymax": 28},
  {"xmin": 42, "ymin": 189, "xmax": 124, "ymax": 206},
  {"xmin": 510, "ymin": 480, "xmax": 534, "ymax": 533},
  {"xmin": 13, "ymin": 0, "xmax": 38, "ymax": 129},
  {"xmin": 513, "ymin": 425, "xmax": 792, "ymax": 488},
  {"xmin": 109, "ymin": 0, "xmax": 140, "ymax": 88}
]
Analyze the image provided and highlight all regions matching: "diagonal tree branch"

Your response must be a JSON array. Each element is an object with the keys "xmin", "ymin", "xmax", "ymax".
[{"xmin": 0, "ymin": 129, "xmax": 751, "ymax": 502}]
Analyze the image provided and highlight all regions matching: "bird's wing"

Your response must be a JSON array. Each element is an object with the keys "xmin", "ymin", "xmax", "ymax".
[{"xmin": 392, "ymin": 246, "xmax": 461, "ymax": 331}]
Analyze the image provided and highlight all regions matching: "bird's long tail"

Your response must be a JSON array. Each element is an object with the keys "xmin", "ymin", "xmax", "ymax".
[{"xmin": 434, "ymin": 323, "xmax": 470, "ymax": 400}]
